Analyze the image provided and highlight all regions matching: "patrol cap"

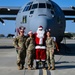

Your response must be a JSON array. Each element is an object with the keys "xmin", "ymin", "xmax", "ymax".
[
  {"xmin": 46, "ymin": 29, "xmax": 51, "ymax": 33},
  {"xmin": 28, "ymin": 30, "xmax": 33, "ymax": 34},
  {"xmin": 48, "ymin": 29, "xmax": 51, "ymax": 31},
  {"xmin": 19, "ymin": 26, "xmax": 25, "ymax": 32}
]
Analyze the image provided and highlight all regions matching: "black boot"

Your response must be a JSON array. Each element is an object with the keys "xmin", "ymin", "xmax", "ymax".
[
  {"xmin": 42, "ymin": 61, "xmax": 46, "ymax": 70},
  {"xmin": 21, "ymin": 61, "xmax": 25, "ymax": 69},
  {"xmin": 36, "ymin": 62, "xmax": 39, "ymax": 69},
  {"xmin": 22, "ymin": 64, "xmax": 24, "ymax": 69}
]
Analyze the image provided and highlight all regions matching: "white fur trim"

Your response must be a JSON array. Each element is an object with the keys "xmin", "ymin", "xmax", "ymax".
[
  {"xmin": 41, "ymin": 60, "xmax": 45, "ymax": 61},
  {"xmin": 35, "ymin": 46, "xmax": 46, "ymax": 49},
  {"xmin": 38, "ymin": 27, "xmax": 42, "ymax": 30},
  {"xmin": 36, "ymin": 29, "xmax": 45, "ymax": 38},
  {"xmin": 39, "ymin": 38, "xmax": 43, "ymax": 44},
  {"xmin": 36, "ymin": 60, "xmax": 40, "ymax": 61}
]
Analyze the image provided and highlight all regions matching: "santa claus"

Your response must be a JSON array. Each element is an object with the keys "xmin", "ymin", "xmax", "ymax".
[{"xmin": 34, "ymin": 26, "xmax": 46, "ymax": 69}]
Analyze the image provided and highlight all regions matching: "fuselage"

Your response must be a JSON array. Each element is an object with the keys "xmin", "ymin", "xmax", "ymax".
[{"xmin": 16, "ymin": 0, "xmax": 66, "ymax": 43}]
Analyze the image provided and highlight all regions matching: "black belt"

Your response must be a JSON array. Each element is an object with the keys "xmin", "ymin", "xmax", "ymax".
[{"xmin": 36, "ymin": 44, "xmax": 45, "ymax": 46}]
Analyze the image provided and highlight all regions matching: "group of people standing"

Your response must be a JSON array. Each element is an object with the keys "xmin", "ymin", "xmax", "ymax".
[{"xmin": 13, "ymin": 25, "xmax": 59, "ymax": 70}]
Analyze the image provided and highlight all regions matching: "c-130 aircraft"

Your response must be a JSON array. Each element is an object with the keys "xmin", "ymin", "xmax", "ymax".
[{"xmin": 0, "ymin": 0, "xmax": 75, "ymax": 43}]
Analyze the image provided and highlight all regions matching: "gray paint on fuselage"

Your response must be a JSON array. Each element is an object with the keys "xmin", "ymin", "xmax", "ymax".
[{"xmin": 16, "ymin": 0, "xmax": 66, "ymax": 42}]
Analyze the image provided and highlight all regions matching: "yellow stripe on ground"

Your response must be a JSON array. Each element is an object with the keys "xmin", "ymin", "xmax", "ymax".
[{"xmin": 43, "ymin": 69, "xmax": 47, "ymax": 75}]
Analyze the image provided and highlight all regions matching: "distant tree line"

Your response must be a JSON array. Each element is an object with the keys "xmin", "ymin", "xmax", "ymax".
[
  {"xmin": 7, "ymin": 34, "xmax": 14, "ymax": 37},
  {"xmin": 64, "ymin": 33, "xmax": 73, "ymax": 39},
  {"xmin": 0, "ymin": 34, "xmax": 5, "ymax": 37},
  {"xmin": 0, "ymin": 32, "xmax": 75, "ymax": 38},
  {"xmin": 71, "ymin": 33, "xmax": 75, "ymax": 37},
  {"xmin": 0, "ymin": 34, "xmax": 14, "ymax": 38}
]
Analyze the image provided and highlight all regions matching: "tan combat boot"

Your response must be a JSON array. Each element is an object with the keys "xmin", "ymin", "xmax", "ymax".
[
  {"xmin": 51, "ymin": 67, "xmax": 55, "ymax": 70},
  {"xmin": 18, "ymin": 65, "xmax": 20, "ymax": 70},
  {"xmin": 48, "ymin": 65, "xmax": 50, "ymax": 70},
  {"xmin": 51, "ymin": 63, "xmax": 55, "ymax": 70},
  {"xmin": 28, "ymin": 65, "xmax": 31, "ymax": 70},
  {"xmin": 17, "ymin": 62, "xmax": 21, "ymax": 70},
  {"xmin": 51, "ymin": 64, "xmax": 55, "ymax": 70},
  {"xmin": 17, "ymin": 63, "xmax": 21, "ymax": 70},
  {"xmin": 18, "ymin": 65, "xmax": 21, "ymax": 70}
]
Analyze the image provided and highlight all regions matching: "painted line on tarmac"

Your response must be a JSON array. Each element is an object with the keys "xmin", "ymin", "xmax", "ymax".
[
  {"xmin": 47, "ymin": 70, "xmax": 51, "ymax": 75},
  {"xmin": 39, "ymin": 69, "xmax": 43, "ymax": 75},
  {"xmin": 43, "ymin": 69, "xmax": 47, "ymax": 75},
  {"xmin": 39, "ymin": 69, "xmax": 51, "ymax": 75}
]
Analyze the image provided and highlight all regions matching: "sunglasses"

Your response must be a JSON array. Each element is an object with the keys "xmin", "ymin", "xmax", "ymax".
[{"xmin": 20, "ymin": 31, "xmax": 24, "ymax": 33}]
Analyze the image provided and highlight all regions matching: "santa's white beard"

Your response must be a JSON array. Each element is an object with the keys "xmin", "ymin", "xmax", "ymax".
[{"xmin": 36, "ymin": 29, "xmax": 45, "ymax": 38}]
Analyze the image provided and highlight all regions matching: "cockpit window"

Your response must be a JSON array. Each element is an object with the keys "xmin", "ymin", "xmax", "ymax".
[
  {"xmin": 23, "ymin": 5, "xmax": 31, "ymax": 12},
  {"xmin": 47, "ymin": 4, "xmax": 51, "ymax": 9},
  {"xmin": 29, "ymin": 5, "xmax": 32, "ymax": 10},
  {"xmin": 30, "ymin": 11, "xmax": 34, "ymax": 14},
  {"xmin": 39, "ymin": 3, "xmax": 46, "ymax": 8},
  {"xmin": 23, "ymin": 1, "xmax": 33, "ymax": 12},
  {"xmin": 27, "ymin": 2, "xmax": 33, "ymax": 5},
  {"xmin": 32, "ymin": 4, "xmax": 38, "ymax": 9}
]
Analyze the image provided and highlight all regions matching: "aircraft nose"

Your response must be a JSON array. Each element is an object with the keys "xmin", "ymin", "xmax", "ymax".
[{"xmin": 30, "ymin": 17, "xmax": 48, "ymax": 32}]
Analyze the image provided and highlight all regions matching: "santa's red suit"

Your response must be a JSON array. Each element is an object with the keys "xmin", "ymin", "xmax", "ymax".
[{"xmin": 34, "ymin": 27, "xmax": 46, "ymax": 62}]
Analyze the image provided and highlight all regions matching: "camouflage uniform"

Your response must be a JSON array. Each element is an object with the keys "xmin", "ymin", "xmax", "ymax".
[
  {"xmin": 26, "ymin": 37, "xmax": 35, "ymax": 69},
  {"xmin": 13, "ymin": 35, "xmax": 27, "ymax": 69},
  {"xmin": 46, "ymin": 37, "xmax": 55, "ymax": 70}
]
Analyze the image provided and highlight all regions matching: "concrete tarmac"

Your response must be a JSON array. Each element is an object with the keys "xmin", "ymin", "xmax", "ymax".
[{"xmin": 0, "ymin": 38, "xmax": 75, "ymax": 75}]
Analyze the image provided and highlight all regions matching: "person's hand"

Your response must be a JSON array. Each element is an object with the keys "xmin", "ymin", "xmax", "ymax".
[
  {"xmin": 57, "ymin": 49, "xmax": 59, "ymax": 52},
  {"xmin": 52, "ymin": 50, "xmax": 54, "ymax": 54},
  {"xmin": 16, "ymin": 47, "xmax": 21, "ymax": 50}
]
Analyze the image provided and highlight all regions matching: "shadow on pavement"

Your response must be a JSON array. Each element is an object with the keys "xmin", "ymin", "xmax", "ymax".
[
  {"xmin": 0, "ymin": 46, "xmax": 14, "ymax": 49},
  {"xmin": 55, "ymin": 43, "xmax": 75, "ymax": 56},
  {"xmin": 55, "ymin": 61, "xmax": 75, "ymax": 64},
  {"xmin": 56, "ymin": 65, "xmax": 75, "ymax": 69}
]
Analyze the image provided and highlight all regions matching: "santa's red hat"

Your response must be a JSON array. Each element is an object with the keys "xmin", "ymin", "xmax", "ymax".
[{"xmin": 38, "ymin": 26, "xmax": 43, "ymax": 30}]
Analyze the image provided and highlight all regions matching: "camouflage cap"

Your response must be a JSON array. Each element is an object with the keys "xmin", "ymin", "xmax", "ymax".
[
  {"xmin": 19, "ymin": 26, "xmax": 25, "ymax": 31},
  {"xmin": 46, "ymin": 29, "xmax": 51, "ymax": 33}
]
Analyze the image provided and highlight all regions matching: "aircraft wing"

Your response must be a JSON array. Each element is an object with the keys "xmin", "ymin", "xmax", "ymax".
[
  {"xmin": 0, "ymin": 6, "xmax": 20, "ymax": 23},
  {"xmin": 61, "ymin": 6, "xmax": 75, "ymax": 21},
  {"xmin": 0, "ymin": 16, "xmax": 17, "ymax": 20},
  {"xmin": 0, "ymin": 6, "xmax": 20, "ymax": 15},
  {"xmin": 0, "ymin": 6, "xmax": 75, "ymax": 21}
]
